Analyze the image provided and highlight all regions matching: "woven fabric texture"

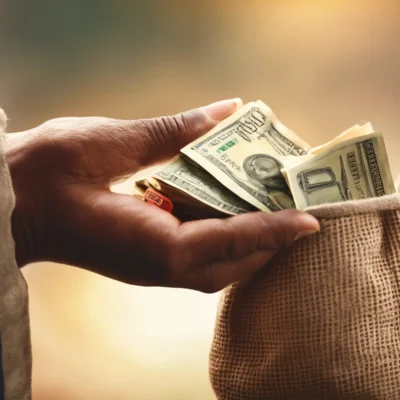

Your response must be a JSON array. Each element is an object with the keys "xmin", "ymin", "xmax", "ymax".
[
  {"xmin": 0, "ymin": 109, "xmax": 32, "ymax": 400},
  {"xmin": 210, "ymin": 194, "xmax": 400, "ymax": 400}
]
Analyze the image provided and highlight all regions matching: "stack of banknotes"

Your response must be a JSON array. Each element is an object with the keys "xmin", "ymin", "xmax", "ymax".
[{"xmin": 134, "ymin": 101, "xmax": 396, "ymax": 219}]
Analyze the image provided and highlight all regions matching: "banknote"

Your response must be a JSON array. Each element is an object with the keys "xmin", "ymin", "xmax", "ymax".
[
  {"xmin": 283, "ymin": 132, "xmax": 395, "ymax": 210},
  {"xmin": 309, "ymin": 123, "xmax": 374, "ymax": 155},
  {"xmin": 153, "ymin": 155, "xmax": 255, "ymax": 215},
  {"xmin": 181, "ymin": 101, "xmax": 311, "ymax": 212}
]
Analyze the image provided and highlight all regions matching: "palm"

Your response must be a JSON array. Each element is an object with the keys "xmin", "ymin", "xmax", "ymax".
[{"xmin": 6, "ymin": 100, "xmax": 319, "ymax": 292}]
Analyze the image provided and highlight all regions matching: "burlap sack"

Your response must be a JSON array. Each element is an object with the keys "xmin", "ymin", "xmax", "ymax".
[
  {"xmin": 210, "ymin": 194, "xmax": 400, "ymax": 400},
  {"xmin": 0, "ymin": 109, "xmax": 32, "ymax": 400}
]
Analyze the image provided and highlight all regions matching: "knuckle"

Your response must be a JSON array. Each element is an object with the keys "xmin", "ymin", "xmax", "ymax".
[
  {"xmin": 150, "ymin": 114, "xmax": 186, "ymax": 138},
  {"xmin": 171, "ymin": 113, "xmax": 188, "ymax": 137},
  {"xmin": 139, "ymin": 115, "xmax": 185, "ymax": 155},
  {"xmin": 165, "ymin": 114, "xmax": 188, "ymax": 148},
  {"xmin": 250, "ymin": 213, "xmax": 272, "ymax": 250}
]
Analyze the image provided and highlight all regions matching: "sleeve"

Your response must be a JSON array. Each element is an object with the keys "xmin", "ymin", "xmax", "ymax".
[{"xmin": 0, "ymin": 109, "xmax": 32, "ymax": 400}]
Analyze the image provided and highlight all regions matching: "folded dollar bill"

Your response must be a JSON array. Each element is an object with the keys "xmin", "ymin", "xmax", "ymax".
[
  {"xmin": 134, "ymin": 101, "xmax": 395, "ymax": 217},
  {"xmin": 283, "ymin": 132, "xmax": 395, "ymax": 210}
]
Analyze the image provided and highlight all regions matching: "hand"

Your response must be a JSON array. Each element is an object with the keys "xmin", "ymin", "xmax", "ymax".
[{"xmin": 5, "ymin": 99, "xmax": 319, "ymax": 292}]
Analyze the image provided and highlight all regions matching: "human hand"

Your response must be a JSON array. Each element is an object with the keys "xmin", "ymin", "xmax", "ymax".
[{"xmin": 6, "ymin": 99, "xmax": 319, "ymax": 292}]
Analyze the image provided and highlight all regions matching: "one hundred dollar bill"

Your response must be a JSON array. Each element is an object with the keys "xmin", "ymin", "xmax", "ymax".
[
  {"xmin": 153, "ymin": 155, "xmax": 255, "ymax": 215},
  {"xmin": 283, "ymin": 132, "xmax": 396, "ymax": 210},
  {"xmin": 181, "ymin": 101, "xmax": 311, "ymax": 212}
]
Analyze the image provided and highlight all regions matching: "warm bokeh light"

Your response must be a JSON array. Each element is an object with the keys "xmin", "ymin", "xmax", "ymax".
[{"xmin": 2, "ymin": 0, "xmax": 400, "ymax": 398}]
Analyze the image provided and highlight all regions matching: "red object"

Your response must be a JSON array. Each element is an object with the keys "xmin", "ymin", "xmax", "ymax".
[{"xmin": 144, "ymin": 188, "xmax": 173, "ymax": 213}]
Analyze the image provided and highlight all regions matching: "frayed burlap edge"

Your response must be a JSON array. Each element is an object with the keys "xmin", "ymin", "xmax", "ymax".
[
  {"xmin": 0, "ymin": 109, "xmax": 6, "ymax": 132},
  {"xmin": 305, "ymin": 193, "xmax": 400, "ymax": 219},
  {"xmin": 0, "ymin": 108, "xmax": 32, "ymax": 400}
]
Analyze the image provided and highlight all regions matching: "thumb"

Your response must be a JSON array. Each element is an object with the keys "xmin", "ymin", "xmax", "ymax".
[{"xmin": 108, "ymin": 98, "xmax": 243, "ymax": 178}]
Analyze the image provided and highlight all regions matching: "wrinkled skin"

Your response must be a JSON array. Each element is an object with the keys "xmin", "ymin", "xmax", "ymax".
[{"xmin": 5, "ymin": 99, "xmax": 319, "ymax": 293}]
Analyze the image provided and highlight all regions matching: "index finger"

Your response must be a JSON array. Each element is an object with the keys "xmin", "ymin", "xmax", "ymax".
[{"xmin": 173, "ymin": 210, "xmax": 320, "ymax": 270}]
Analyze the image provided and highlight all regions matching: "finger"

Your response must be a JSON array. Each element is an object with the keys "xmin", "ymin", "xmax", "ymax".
[
  {"xmin": 175, "ymin": 250, "xmax": 275, "ymax": 293},
  {"xmin": 43, "ymin": 187, "xmax": 182, "ymax": 286},
  {"xmin": 47, "ymin": 187, "xmax": 318, "ymax": 290},
  {"xmin": 132, "ymin": 98, "xmax": 243, "ymax": 166},
  {"xmin": 175, "ymin": 209, "xmax": 320, "ymax": 269},
  {"xmin": 103, "ymin": 98, "xmax": 243, "ymax": 179},
  {"xmin": 173, "ymin": 210, "xmax": 319, "ymax": 292}
]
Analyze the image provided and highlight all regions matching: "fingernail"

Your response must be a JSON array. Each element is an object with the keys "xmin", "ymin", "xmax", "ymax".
[
  {"xmin": 202, "ymin": 98, "xmax": 243, "ymax": 121},
  {"xmin": 295, "ymin": 230, "xmax": 318, "ymax": 241}
]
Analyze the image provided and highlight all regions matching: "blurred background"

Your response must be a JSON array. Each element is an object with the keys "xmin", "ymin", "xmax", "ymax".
[{"xmin": 1, "ymin": 0, "xmax": 400, "ymax": 399}]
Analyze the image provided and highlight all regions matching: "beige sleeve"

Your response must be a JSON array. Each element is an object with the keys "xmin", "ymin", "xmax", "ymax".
[{"xmin": 0, "ymin": 109, "xmax": 32, "ymax": 400}]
